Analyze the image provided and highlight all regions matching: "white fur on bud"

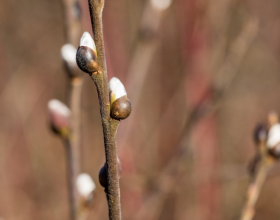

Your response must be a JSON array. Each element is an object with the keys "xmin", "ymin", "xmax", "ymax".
[
  {"xmin": 80, "ymin": 32, "xmax": 96, "ymax": 53},
  {"xmin": 76, "ymin": 173, "xmax": 95, "ymax": 198},
  {"xmin": 150, "ymin": 0, "xmax": 172, "ymax": 11},
  {"xmin": 109, "ymin": 77, "xmax": 127, "ymax": 104},
  {"xmin": 267, "ymin": 123, "xmax": 280, "ymax": 148},
  {"xmin": 61, "ymin": 44, "xmax": 77, "ymax": 68},
  {"xmin": 48, "ymin": 99, "xmax": 71, "ymax": 134},
  {"xmin": 48, "ymin": 99, "xmax": 71, "ymax": 118}
]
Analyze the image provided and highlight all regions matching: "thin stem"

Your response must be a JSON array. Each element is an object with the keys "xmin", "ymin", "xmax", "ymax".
[
  {"xmin": 61, "ymin": 0, "xmax": 83, "ymax": 218},
  {"xmin": 64, "ymin": 138, "xmax": 77, "ymax": 220},
  {"xmin": 87, "ymin": 0, "xmax": 122, "ymax": 220},
  {"xmin": 68, "ymin": 77, "xmax": 83, "ymax": 220},
  {"xmin": 61, "ymin": 0, "xmax": 82, "ymax": 47},
  {"xmin": 240, "ymin": 142, "xmax": 275, "ymax": 220}
]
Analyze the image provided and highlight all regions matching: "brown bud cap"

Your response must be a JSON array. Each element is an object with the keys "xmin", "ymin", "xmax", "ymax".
[
  {"xmin": 111, "ymin": 96, "xmax": 132, "ymax": 120},
  {"xmin": 268, "ymin": 143, "xmax": 280, "ymax": 158},
  {"xmin": 76, "ymin": 46, "xmax": 98, "ymax": 74}
]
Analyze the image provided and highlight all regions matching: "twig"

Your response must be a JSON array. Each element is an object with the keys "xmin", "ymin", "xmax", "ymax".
[
  {"xmin": 213, "ymin": 17, "xmax": 259, "ymax": 94},
  {"xmin": 240, "ymin": 139, "xmax": 276, "ymax": 220},
  {"xmin": 61, "ymin": 0, "xmax": 82, "ymax": 47},
  {"xmin": 61, "ymin": 0, "xmax": 83, "ymax": 218},
  {"xmin": 87, "ymin": 1, "xmax": 122, "ymax": 219},
  {"xmin": 68, "ymin": 77, "xmax": 83, "ymax": 220},
  {"xmin": 64, "ymin": 137, "xmax": 77, "ymax": 220},
  {"xmin": 128, "ymin": 16, "xmax": 259, "ymax": 220},
  {"xmin": 119, "ymin": 0, "xmax": 168, "ymax": 147}
]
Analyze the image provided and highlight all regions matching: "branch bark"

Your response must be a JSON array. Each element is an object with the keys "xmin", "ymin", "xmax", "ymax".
[
  {"xmin": 61, "ymin": 0, "xmax": 83, "ymax": 219},
  {"xmin": 87, "ymin": 1, "xmax": 122, "ymax": 219},
  {"xmin": 64, "ymin": 137, "xmax": 77, "ymax": 220},
  {"xmin": 68, "ymin": 77, "xmax": 83, "ymax": 220},
  {"xmin": 240, "ymin": 141, "xmax": 276, "ymax": 220}
]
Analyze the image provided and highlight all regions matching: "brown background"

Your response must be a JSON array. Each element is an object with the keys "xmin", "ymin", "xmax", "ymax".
[{"xmin": 1, "ymin": 0, "xmax": 280, "ymax": 219}]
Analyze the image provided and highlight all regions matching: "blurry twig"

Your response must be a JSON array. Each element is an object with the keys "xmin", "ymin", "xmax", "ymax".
[
  {"xmin": 138, "ymin": 17, "xmax": 259, "ymax": 162},
  {"xmin": 240, "ymin": 114, "xmax": 279, "ymax": 220},
  {"xmin": 240, "ymin": 141, "xmax": 275, "ymax": 220},
  {"xmin": 61, "ymin": 0, "xmax": 83, "ymax": 219},
  {"xmin": 131, "ymin": 17, "xmax": 259, "ymax": 220},
  {"xmin": 132, "ymin": 149, "xmax": 186, "ymax": 220},
  {"xmin": 240, "ymin": 157, "xmax": 275, "ymax": 220},
  {"xmin": 120, "ymin": 0, "xmax": 172, "ymax": 144},
  {"xmin": 61, "ymin": 0, "xmax": 82, "ymax": 47},
  {"xmin": 213, "ymin": 17, "xmax": 259, "ymax": 98}
]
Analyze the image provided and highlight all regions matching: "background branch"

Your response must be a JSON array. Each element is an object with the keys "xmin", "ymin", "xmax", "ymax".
[
  {"xmin": 240, "ymin": 151, "xmax": 275, "ymax": 220},
  {"xmin": 61, "ymin": 0, "xmax": 83, "ymax": 219}
]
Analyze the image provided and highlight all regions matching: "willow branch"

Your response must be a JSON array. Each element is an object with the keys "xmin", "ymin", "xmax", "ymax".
[
  {"xmin": 87, "ymin": 0, "xmax": 122, "ymax": 220},
  {"xmin": 240, "ymin": 142, "xmax": 276, "ymax": 220},
  {"xmin": 61, "ymin": 0, "xmax": 83, "ymax": 218},
  {"xmin": 64, "ymin": 137, "xmax": 77, "ymax": 220},
  {"xmin": 61, "ymin": 0, "xmax": 82, "ymax": 47},
  {"xmin": 68, "ymin": 77, "xmax": 83, "ymax": 220}
]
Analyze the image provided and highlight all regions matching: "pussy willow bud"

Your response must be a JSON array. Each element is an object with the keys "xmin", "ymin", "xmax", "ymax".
[
  {"xmin": 151, "ymin": 0, "xmax": 172, "ymax": 11},
  {"xmin": 76, "ymin": 32, "xmax": 98, "ymax": 74},
  {"xmin": 99, "ymin": 157, "xmax": 122, "ymax": 188},
  {"xmin": 109, "ymin": 77, "xmax": 132, "ymax": 120},
  {"xmin": 61, "ymin": 44, "xmax": 82, "ymax": 77},
  {"xmin": 61, "ymin": 44, "xmax": 76, "ymax": 68},
  {"xmin": 267, "ymin": 122, "xmax": 280, "ymax": 158},
  {"xmin": 267, "ymin": 123, "xmax": 280, "ymax": 148},
  {"xmin": 76, "ymin": 173, "xmax": 96, "ymax": 199},
  {"xmin": 48, "ymin": 99, "xmax": 71, "ymax": 137}
]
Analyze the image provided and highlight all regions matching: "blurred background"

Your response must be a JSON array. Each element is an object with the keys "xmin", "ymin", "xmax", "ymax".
[{"xmin": 1, "ymin": 0, "xmax": 280, "ymax": 219}]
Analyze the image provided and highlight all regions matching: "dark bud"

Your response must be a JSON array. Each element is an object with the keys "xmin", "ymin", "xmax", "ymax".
[
  {"xmin": 76, "ymin": 46, "xmax": 98, "ymax": 74},
  {"xmin": 99, "ymin": 164, "xmax": 107, "ymax": 188},
  {"xmin": 111, "ymin": 96, "xmax": 132, "ymax": 120},
  {"xmin": 268, "ymin": 143, "xmax": 280, "ymax": 158},
  {"xmin": 98, "ymin": 158, "xmax": 122, "ymax": 188}
]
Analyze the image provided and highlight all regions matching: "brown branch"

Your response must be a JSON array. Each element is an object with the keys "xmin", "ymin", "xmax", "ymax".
[
  {"xmin": 128, "ymin": 17, "xmax": 260, "ymax": 220},
  {"xmin": 120, "ymin": 0, "xmax": 166, "ymax": 146},
  {"xmin": 64, "ymin": 137, "xmax": 77, "ymax": 220},
  {"xmin": 61, "ymin": 0, "xmax": 82, "ymax": 47},
  {"xmin": 68, "ymin": 77, "xmax": 83, "ymax": 220},
  {"xmin": 240, "ymin": 141, "xmax": 276, "ymax": 220},
  {"xmin": 61, "ymin": 0, "xmax": 83, "ymax": 219},
  {"xmin": 87, "ymin": 0, "xmax": 122, "ymax": 219}
]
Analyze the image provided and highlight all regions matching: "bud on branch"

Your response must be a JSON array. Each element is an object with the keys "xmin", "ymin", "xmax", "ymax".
[
  {"xmin": 109, "ymin": 77, "xmax": 132, "ymax": 120},
  {"xmin": 76, "ymin": 32, "xmax": 98, "ymax": 74},
  {"xmin": 48, "ymin": 99, "xmax": 71, "ymax": 137}
]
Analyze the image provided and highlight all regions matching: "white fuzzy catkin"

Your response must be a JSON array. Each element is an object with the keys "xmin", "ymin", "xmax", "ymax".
[
  {"xmin": 61, "ymin": 44, "xmax": 77, "ymax": 68},
  {"xmin": 267, "ymin": 123, "xmax": 280, "ymax": 148},
  {"xmin": 109, "ymin": 77, "xmax": 127, "ymax": 103},
  {"xmin": 48, "ymin": 99, "xmax": 71, "ymax": 118},
  {"xmin": 150, "ymin": 0, "xmax": 172, "ymax": 11},
  {"xmin": 80, "ymin": 32, "xmax": 96, "ymax": 52},
  {"xmin": 76, "ymin": 173, "xmax": 96, "ymax": 197}
]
